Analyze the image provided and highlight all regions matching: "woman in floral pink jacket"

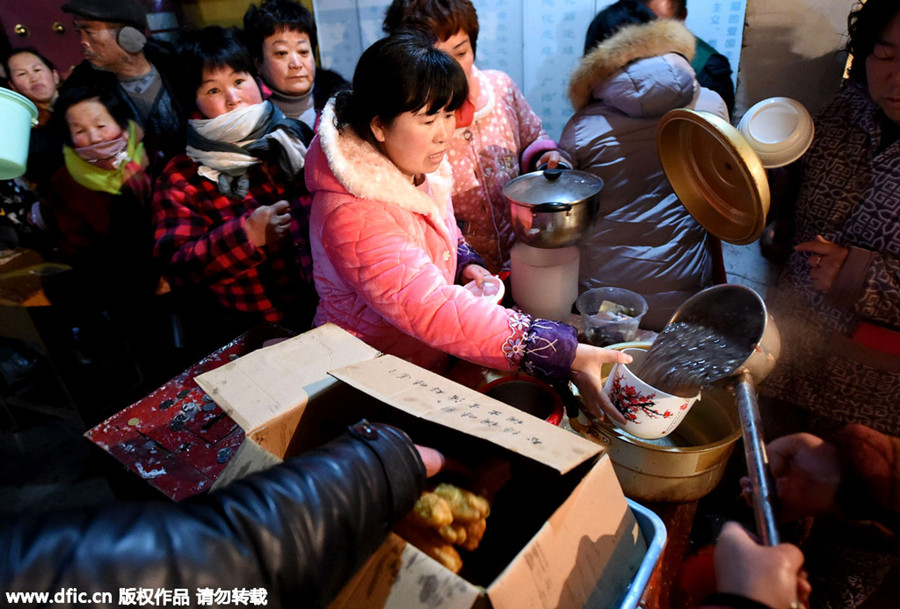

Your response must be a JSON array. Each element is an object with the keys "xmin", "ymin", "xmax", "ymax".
[
  {"xmin": 307, "ymin": 33, "xmax": 628, "ymax": 421},
  {"xmin": 383, "ymin": 0, "xmax": 566, "ymax": 273}
]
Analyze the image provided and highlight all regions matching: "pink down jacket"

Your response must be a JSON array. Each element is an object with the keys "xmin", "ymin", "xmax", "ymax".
[{"xmin": 306, "ymin": 102, "xmax": 577, "ymax": 379}]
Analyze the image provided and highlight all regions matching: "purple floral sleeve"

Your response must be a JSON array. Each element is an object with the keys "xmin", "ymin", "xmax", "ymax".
[{"xmin": 520, "ymin": 318, "xmax": 578, "ymax": 380}]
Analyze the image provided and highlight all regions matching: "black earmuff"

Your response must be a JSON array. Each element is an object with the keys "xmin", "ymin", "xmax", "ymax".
[{"xmin": 117, "ymin": 26, "xmax": 147, "ymax": 54}]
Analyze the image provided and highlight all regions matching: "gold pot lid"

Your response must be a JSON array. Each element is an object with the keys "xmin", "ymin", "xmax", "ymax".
[{"xmin": 658, "ymin": 109, "xmax": 770, "ymax": 245}]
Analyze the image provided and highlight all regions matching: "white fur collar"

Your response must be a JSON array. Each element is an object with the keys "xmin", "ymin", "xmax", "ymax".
[
  {"xmin": 470, "ymin": 66, "xmax": 495, "ymax": 123},
  {"xmin": 318, "ymin": 101, "xmax": 453, "ymax": 223},
  {"xmin": 569, "ymin": 19, "xmax": 696, "ymax": 111}
]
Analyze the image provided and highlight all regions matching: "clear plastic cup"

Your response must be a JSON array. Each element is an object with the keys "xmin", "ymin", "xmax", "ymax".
[
  {"xmin": 576, "ymin": 287, "xmax": 648, "ymax": 346},
  {"xmin": 463, "ymin": 275, "xmax": 505, "ymax": 304}
]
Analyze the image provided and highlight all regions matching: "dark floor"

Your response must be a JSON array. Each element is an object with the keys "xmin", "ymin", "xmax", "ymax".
[
  {"xmin": 0, "ymin": 334, "xmax": 173, "ymax": 512},
  {"xmin": 0, "ymin": 414, "xmax": 117, "ymax": 513},
  {"xmin": 0, "ymin": 307, "xmax": 204, "ymax": 511}
]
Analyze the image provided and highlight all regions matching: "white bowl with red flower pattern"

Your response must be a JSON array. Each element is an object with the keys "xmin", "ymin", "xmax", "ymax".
[{"xmin": 602, "ymin": 349, "xmax": 701, "ymax": 440}]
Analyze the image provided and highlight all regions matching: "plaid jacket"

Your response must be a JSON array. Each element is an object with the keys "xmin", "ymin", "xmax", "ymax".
[{"xmin": 152, "ymin": 153, "xmax": 315, "ymax": 327}]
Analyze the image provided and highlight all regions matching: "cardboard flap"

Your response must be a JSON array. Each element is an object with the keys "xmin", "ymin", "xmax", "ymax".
[
  {"xmin": 196, "ymin": 324, "xmax": 381, "ymax": 433},
  {"xmin": 487, "ymin": 456, "xmax": 646, "ymax": 609},
  {"xmin": 330, "ymin": 354, "xmax": 602, "ymax": 474}
]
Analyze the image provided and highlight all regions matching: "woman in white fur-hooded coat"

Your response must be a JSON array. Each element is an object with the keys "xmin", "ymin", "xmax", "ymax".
[
  {"xmin": 305, "ymin": 33, "xmax": 633, "ymax": 402},
  {"xmin": 560, "ymin": 18, "xmax": 728, "ymax": 330}
]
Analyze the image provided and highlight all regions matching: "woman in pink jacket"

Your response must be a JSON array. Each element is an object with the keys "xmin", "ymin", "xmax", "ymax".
[
  {"xmin": 382, "ymin": 0, "xmax": 566, "ymax": 273},
  {"xmin": 306, "ymin": 32, "xmax": 629, "ymax": 422}
]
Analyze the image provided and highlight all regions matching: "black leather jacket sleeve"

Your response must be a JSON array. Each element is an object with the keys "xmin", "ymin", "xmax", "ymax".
[{"xmin": 0, "ymin": 420, "xmax": 426, "ymax": 609}]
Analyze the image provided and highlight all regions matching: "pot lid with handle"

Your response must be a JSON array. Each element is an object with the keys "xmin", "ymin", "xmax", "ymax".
[
  {"xmin": 657, "ymin": 109, "xmax": 771, "ymax": 245},
  {"xmin": 503, "ymin": 166, "xmax": 604, "ymax": 209}
]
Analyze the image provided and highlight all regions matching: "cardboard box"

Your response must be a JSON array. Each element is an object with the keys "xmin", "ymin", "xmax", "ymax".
[{"xmin": 194, "ymin": 323, "xmax": 650, "ymax": 609}]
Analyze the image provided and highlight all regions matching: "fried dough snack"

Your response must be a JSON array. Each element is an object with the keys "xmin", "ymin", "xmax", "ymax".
[
  {"xmin": 396, "ymin": 482, "xmax": 491, "ymax": 573},
  {"xmin": 433, "ymin": 483, "xmax": 490, "ymax": 523},
  {"xmin": 409, "ymin": 491, "xmax": 454, "ymax": 528},
  {"xmin": 395, "ymin": 520, "xmax": 463, "ymax": 573},
  {"xmin": 459, "ymin": 518, "xmax": 486, "ymax": 552}
]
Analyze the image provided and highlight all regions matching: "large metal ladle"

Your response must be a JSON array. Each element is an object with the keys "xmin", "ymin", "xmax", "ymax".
[{"xmin": 666, "ymin": 284, "xmax": 782, "ymax": 544}]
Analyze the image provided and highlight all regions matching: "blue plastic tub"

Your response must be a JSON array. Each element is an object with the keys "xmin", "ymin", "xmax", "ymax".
[{"xmin": 619, "ymin": 499, "xmax": 667, "ymax": 609}]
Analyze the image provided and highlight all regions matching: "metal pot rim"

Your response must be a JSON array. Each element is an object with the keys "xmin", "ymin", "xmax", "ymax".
[
  {"xmin": 593, "ymin": 415, "xmax": 743, "ymax": 453},
  {"xmin": 503, "ymin": 168, "xmax": 604, "ymax": 206}
]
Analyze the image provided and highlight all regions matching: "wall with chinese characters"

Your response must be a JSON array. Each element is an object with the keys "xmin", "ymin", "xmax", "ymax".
[{"xmin": 312, "ymin": 0, "xmax": 746, "ymax": 139}]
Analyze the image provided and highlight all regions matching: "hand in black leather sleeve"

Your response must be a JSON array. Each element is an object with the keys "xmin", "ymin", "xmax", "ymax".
[{"xmin": 0, "ymin": 420, "xmax": 427, "ymax": 609}]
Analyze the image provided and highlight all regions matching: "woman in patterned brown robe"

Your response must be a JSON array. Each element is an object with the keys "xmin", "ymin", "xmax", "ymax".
[{"xmin": 759, "ymin": 1, "xmax": 900, "ymax": 606}]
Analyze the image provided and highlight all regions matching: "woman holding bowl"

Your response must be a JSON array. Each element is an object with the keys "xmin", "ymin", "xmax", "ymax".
[{"xmin": 306, "ymin": 31, "xmax": 629, "ymax": 421}]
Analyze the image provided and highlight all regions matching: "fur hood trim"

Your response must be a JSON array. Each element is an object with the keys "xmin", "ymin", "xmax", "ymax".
[
  {"xmin": 317, "ymin": 100, "xmax": 453, "ymax": 223},
  {"xmin": 468, "ymin": 67, "xmax": 495, "ymax": 124},
  {"xmin": 569, "ymin": 19, "xmax": 696, "ymax": 111}
]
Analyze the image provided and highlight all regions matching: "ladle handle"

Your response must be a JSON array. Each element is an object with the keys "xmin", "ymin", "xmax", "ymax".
[{"xmin": 735, "ymin": 370, "xmax": 780, "ymax": 546}]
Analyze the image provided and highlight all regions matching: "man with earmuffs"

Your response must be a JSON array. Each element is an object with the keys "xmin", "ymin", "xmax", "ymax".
[{"xmin": 59, "ymin": 0, "xmax": 186, "ymax": 177}]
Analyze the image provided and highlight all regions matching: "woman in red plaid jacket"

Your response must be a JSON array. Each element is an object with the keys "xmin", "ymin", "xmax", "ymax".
[{"xmin": 152, "ymin": 26, "xmax": 316, "ymax": 353}]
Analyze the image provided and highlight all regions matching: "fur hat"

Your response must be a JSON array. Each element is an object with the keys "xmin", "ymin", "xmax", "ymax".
[
  {"xmin": 568, "ymin": 19, "xmax": 695, "ymax": 111},
  {"xmin": 61, "ymin": 0, "xmax": 147, "ymax": 31}
]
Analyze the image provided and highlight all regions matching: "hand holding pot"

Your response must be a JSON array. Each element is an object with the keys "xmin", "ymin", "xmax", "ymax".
[
  {"xmin": 714, "ymin": 521, "xmax": 810, "ymax": 609},
  {"xmin": 570, "ymin": 344, "xmax": 632, "ymax": 425},
  {"xmin": 535, "ymin": 150, "xmax": 562, "ymax": 170},
  {"xmin": 741, "ymin": 432, "xmax": 841, "ymax": 522}
]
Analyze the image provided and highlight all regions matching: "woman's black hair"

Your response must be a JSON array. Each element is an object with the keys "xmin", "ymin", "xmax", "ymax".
[
  {"xmin": 243, "ymin": 0, "xmax": 318, "ymax": 63},
  {"xmin": 4, "ymin": 46, "xmax": 56, "ymax": 78},
  {"xmin": 583, "ymin": 0, "xmax": 656, "ymax": 56},
  {"xmin": 846, "ymin": 0, "xmax": 900, "ymax": 84},
  {"xmin": 332, "ymin": 30, "xmax": 467, "ymax": 146},
  {"xmin": 53, "ymin": 84, "xmax": 134, "ymax": 146},
  {"xmin": 174, "ymin": 26, "xmax": 256, "ymax": 112}
]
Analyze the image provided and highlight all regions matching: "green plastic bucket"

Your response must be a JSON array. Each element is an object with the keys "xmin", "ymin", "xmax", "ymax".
[{"xmin": 0, "ymin": 89, "xmax": 39, "ymax": 180}]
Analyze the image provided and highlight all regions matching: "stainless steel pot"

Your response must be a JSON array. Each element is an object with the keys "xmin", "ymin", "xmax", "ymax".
[
  {"xmin": 570, "ymin": 342, "xmax": 742, "ymax": 503},
  {"xmin": 666, "ymin": 284, "xmax": 781, "ymax": 385},
  {"xmin": 574, "ymin": 386, "xmax": 741, "ymax": 503},
  {"xmin": 503, "ymin": 167, "xmax": 603, "ymax": 248},
  {"xmin": 479, "ymin": 374, "xmax": 565, "ymax": 426}
]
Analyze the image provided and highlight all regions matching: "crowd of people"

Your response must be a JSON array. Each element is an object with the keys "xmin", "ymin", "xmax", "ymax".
[{"xmin": 0, "ymin": 0, "xmax": 897, "ymax": 608}]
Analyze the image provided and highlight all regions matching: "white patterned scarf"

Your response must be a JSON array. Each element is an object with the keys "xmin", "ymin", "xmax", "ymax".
[{"xmin": 186, "ymin": 101, "xmax": 311, "ymax": 197}]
